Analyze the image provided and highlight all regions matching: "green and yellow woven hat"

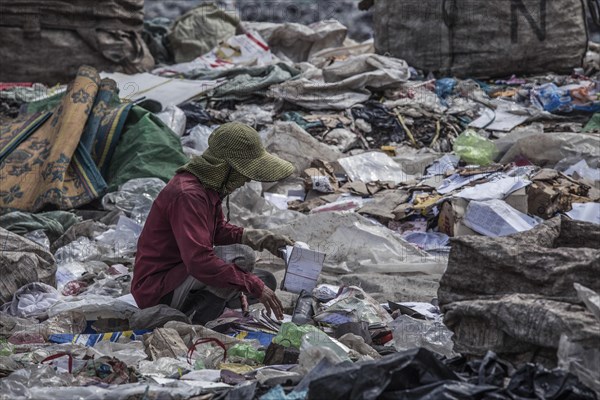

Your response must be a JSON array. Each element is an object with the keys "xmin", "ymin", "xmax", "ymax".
[{"xmin": 207, "ymin": 122, "xmax": 294, "ymax": 182}]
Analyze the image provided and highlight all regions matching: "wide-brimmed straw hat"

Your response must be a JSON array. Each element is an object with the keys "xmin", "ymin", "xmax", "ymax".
[{"xmin": 207, "ymin": 122, "xmax": 294, "ymax": 182}]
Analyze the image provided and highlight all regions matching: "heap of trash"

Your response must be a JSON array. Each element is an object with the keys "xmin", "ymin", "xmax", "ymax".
[{"xmin": 0, "ymin": 1, "xmax": 599, "ymax": 399}]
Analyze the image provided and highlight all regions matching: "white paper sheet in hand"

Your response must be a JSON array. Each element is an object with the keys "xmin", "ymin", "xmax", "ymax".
[
  {"xmin": 281, "ymin": 245, "xmax": 326, "ymax": 294},
  {"xmin": 464, "ymin": 199, "xmax": 539, "ymax": 237}
]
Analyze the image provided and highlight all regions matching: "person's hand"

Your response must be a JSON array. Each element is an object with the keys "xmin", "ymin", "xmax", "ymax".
[
  {"xmin": 259, "ymin": 286, "xmax": 284, "ymax": 320},
  {"xmin": 242, "ymin": 229, "xmax": 294, "ymax": 258}
]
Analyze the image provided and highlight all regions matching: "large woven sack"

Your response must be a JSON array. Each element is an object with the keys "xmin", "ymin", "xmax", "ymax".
[
  {"xmin": 0, "ymin": 0, "xmax": 154, "ymax": 84},
  {"xmin": 373, "ymin": 0, "xmax": 588, "ymax": 78}
]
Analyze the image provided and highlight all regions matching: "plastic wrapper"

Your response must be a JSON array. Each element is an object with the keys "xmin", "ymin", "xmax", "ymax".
[
  {"xmin": 80, "ymin": 273, "xmax": 131, "ymax": 298},
  {"xmin": 453, "ymin": 129, "xmax": 497, "ymax": 166},
  {"xmin": 338, "ymin": 151, "xmax": 411, "ymax": 184},
  {"xmin": 189, "ymin": 340, "xmax": 226, "ymax": 370},
  {"xmin": 181, "ymin": 124, "xmax": 217, "ymax": 156},
  {"xmin": 53, "ymin": 237, "xmax": 104, "ymax": 265},
  {"xmin": 300, "ymin": 330, "xmax": 351, "ymax": 363},
  {"xmin": 55, "ymin": 262, "xmax": 89, "ymax": 291},
  {"xmin": 101, "ymin": 178, "xmax": 166, "ymax": 225},
  {"xmin": 155, "ymin": 105, "xmax": 187, "ymax": 137},
  {"xmin": 88, "ymin": 341, "xmax": 148, "ymax": 367},
  {"xmin": 391, "ymin": 315, "xmax": 456, "ymax": 358},
  {"xmin": 273, "ymin": 323, "xmax": 321, "ymax": 349},
  {"xmin": 23, "ymin": 230, "xmax": 50, "ymax": 251},
  {"xmin": 227, "ymin": 343, "xmax": 265, "ymax": 365},
  {"xmin": 0, "ymin": 365, "xmax": 76, "ymax": 394},
  {"xmin": 61, "ymin": 281, "xmax": 89, "ymax": 297},
  {"xmin": 316, "ymin": 286, "xmax": 393, "ymax": 327}
]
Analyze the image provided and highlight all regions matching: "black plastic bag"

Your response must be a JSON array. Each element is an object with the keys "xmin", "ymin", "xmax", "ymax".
[
  {"xmin": 351, "ymin": 101, "xmax": 406, "ymax": 143},
  {"xmin": 307, "ymin": 348, "xmax": 459, "ymax": 400},
  {"xmin": 507, "ymin": 364, "xmax": 597, "ymax": 400}
]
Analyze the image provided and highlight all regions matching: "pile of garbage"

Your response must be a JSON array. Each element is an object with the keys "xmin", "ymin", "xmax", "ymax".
[{"xmin": 1, "ymin": 3, "xmax": 600, "ymax": 399}]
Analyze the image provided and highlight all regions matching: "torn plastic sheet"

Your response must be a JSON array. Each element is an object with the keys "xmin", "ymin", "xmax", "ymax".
[
  {"xmin": 270, "ymin": 212, "xmax": 445, "ymax": 274},
  {"xmin": 338, "ymin": 152, "xmax": 412, "ymax": 184},
  {"xmin": 464, "ymin": 199, "xmax": 540, "ymax": 237}
]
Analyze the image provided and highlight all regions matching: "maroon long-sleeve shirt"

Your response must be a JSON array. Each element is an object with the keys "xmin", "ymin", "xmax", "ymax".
[{"xmin": 131, "ymin": 172, "xmax": 264, "ymax": 309}]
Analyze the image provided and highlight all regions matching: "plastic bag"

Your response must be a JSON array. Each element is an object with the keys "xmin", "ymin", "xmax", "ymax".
[
  {"xmin": 453, "ymin": 129, "xmax": 497, "ymax": 166},
  {"xmin": 338, "ymin": 151, "xmax": 411, "ymax": 184},
  {"xmin": 23, "ymin": 230, "xmax": 50, "ymax": 251},
  {"xmin": 138, "ymin": 357, "xmax": 190, "ymax": 377},
  {"xmin": 88, "ymin": 341, "xmax": 148, "ymax": 367},
  {"xmin": 300, "ymin": 330, "xmax": 351, "ymax": 363},
  {"xmin": 557, "ymin": 334, "xmax": 600, "ymax": 396},
  {"xmin": 188, "ymin": 339, "xmax": 226, "ymax": 370},
  {"xmin": 181, "ymin": 124, "xmax": 217, "ymax": 156},
  {"xmin": 390, "ymin": 315, "xmax": 456, "ymax": 358},
  {"xmin": 101, "ymin": 178, "xmax": 166, "ymax": 224},
  {"xmin": 155, "ymin": 105, "xmax": 186, "ymax": 137},
  {"xmin": 1, "ymin": 283, "xmax": 60, "ymax": 320},
  {"xmin": 94, "ymin": 215, "xmax": 142, "ymax": 261},
  {"xmin": 272, "ymin": 323, "xmax": 321, "ymax": 349},
  {"xmin": 227, "ymin": 343, "xmax": 265, "ymax": 365},
  {"xmin": 54, "ymin": 237, "xmax": 103, "ymax": 265}
]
